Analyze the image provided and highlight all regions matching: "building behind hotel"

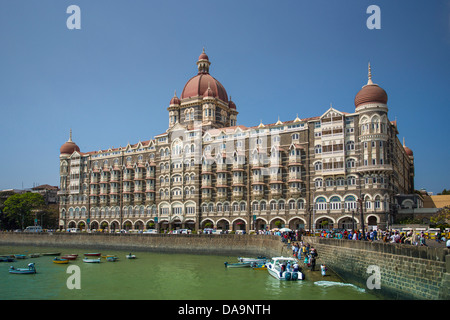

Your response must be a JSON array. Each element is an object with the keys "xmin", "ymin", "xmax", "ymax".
[{"xmin": 58, "ymin": 51, "xmax": 415, "ymax": 232}]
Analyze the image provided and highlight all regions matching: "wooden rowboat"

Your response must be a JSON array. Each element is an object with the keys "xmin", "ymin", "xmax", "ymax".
[
  {"xmin": 84, "ymin": 253, "xmax": 101, "ymax": 257},
  {"xmin": 53, "ymin": 258, "xmax": 69, "ymax": 264},
  {"xmin": 61, "ymin": 255, "xmax": 78, "ymax": 260},
  {"xmin": 83, "ymin": 258, "xmax": 101, "ymax": 263}
]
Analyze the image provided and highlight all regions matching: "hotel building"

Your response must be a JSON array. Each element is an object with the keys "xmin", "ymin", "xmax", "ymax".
[{"xmin": 58, "ymin": 50, "xmax": 415, "ymax": 232}]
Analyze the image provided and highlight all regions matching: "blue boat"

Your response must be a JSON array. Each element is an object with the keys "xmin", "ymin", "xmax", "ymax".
[
  {"xmin": 106, "ymin": 256, "xmax": 118, "ymax": 262},
  {"xmin": 83, "ymin": 257, "xmax": 101, "ymax": 263},
  {"xmin": 0, "ymin": 257, "xmax": 15, "ymax": 262},
  {"xmin": 9, "ymin": 263, "xmax": 36, "ymax": 274}
]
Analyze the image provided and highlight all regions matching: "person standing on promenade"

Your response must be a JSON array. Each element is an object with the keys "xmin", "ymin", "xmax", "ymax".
[{"xmin": 309, "ymin": 247, "xmax": 318, "ymax": 271}]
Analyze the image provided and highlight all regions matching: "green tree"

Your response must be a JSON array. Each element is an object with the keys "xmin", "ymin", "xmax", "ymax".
[
  {"xmin": 2, "ymin": 193, "xmax": 45, "ymax": 230},
  {"xmin": 430, "ymin": 206, "xmax": 450, "ymax": 229}
]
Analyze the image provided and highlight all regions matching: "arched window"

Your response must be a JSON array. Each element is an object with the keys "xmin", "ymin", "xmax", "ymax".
[
  {"xmin": 330, "ymin": 196, "xmax": 341, "ymax": 210},
  {"xmin": 346, "ymin": 158, "xmax": 356, "ymax": 168},
  {"xmin": 289, "ymin": 200, "xmax": 296, "ymax": 210},
  {"xmin": 315, "ymin": 178, "xmax": 323, "ymax": 188},
  {"xmin": 260, "ymin": 201, "xmax": 267, "ymax": 211},
  {"xmin": 346, "ymin": 141, "xmax": 355, "ymax": 151},
  {"xmin": 374, "ymin": 196, "xmax": 381, "ymax": 209},
  {"xmin": 270, "ymin": 201, "xmax": 277, "ymax": 211},
  {"xmin": 315, "ymin": 161, "xmax": 322, "ymax": 171},
  {"xmin": 315, "ymin": 197, "xmax": 327, "ymax": 211},
  {"xmin": 347, "ymin": 176, "xmax": 356, "ymax": 186},
  {"xmin": 344, "ymin": 195, "xmax": 357, "ymax": 210}
]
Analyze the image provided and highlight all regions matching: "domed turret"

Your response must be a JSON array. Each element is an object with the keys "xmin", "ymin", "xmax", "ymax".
[
  {"xmin": 228, "ymin": 97, "xmax": 236, "ymax": 110},
  {"xmin": 355, "ymin": 63, "xmax": 388, "ymax": 109},
  {"xmin": 169, "ymin": 91, "xmax": 181, "ymax": 106},
  {"xmin": 180, "ymin": 49, "xmax": 229, "ymax": 103},
  {"xmin": 60, "ymin": 129, "xmax": 80, "ymax": 155}
]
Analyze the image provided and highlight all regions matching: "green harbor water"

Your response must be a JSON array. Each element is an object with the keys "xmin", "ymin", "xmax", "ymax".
[{"xmin": 0, "ymin": 245, "xmax": 380, "ymax": 300}]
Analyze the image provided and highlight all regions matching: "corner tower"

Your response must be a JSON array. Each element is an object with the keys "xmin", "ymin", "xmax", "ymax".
[{"xmin": 167, "ymin": 49, "xmax": 238, "ymax": 130}]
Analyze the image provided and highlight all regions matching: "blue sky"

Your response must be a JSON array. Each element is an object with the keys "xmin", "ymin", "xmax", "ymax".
[{"xmin": 0, "ymin": 0, "xmax": 449, "ymax": 194}]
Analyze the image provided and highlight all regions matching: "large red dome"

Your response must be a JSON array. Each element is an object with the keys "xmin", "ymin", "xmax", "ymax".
[
  {"xmin": 181, "ymin": 73, "xmax": 228, "ymax": 103},
  {"xmin": 180, "ymin": 50, "xmax": 229, "ymax": 103},
  {"xmin": 355, "ymin": 83, "xmax": 388, "ymax": 108}
]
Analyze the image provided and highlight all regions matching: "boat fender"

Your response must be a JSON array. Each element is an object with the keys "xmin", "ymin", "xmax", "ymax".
[
  {"xmin": 285, "ymin": 272, "xmax": 291, "ymax": 281},
  {"xmin": 292, "ymin": 272, "xmax": 298, "ymax": 281}
]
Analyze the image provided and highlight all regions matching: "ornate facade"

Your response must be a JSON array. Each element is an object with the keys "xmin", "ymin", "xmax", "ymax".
[{"xmin": 58, "ymin": 51, "xmax": 414, "ymax": 232}]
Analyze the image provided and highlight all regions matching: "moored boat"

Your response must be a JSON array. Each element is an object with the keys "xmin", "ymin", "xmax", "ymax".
[
  {"xmin": 61, "ymin": 255, "xmax": 78, "ymax": 260},
  {"xmin": 238, "ymin": 256, "xmax": 269, "ymax": 263},
  {"xmin": 42, "ymin": 252, "xmax": 60, "ymax": 256},
  {"xmin": 266, "ymin": 257, "xmax": 304, "ymax": 281},
  {"xmin": 84, "ymin": 253, "xmax": 101, "ymax": 257},
  {"xmin": 251, "ymin": 262, "xmax": 267, "ymax": 270},
  {"xmin": 29, "ymin": 253, "xmax": 41, "ymax": 258},
  {"xmin": 0, "ymin": 257, "xmax": 15, "ymax": 262},
  {"xmin": 53, "ymin": 257, "xmax": 69, "ymax": 264},
  {"xmin": 106, "ymin": 256, "xmax": 118, "ymax": 262},
  {"xmin": 224, "ymin": 261, "xmax": 252, "ymax": 268},
  {"xmin": 83, "ymin": 258, "xmax": 101, "ymax": 263},
  {"xmin": 126, "ymin": 254, "xmax": 136, "ymax": 259},
  {"xmin": 14, "ymin": 254, "xmax": 27, "ymax": 259},
  {"xmin": 9, "ymin": 263, "xmax": 36, "ymax": 274}
]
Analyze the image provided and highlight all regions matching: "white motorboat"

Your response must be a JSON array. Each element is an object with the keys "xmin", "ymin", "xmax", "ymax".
[
  {"xmin": 237, "ymin": 256, "xmax": 269, "ymax": 263},
  {"xmin": 266, "ymin": 257, "xmax": 304, "ymax": 281}
]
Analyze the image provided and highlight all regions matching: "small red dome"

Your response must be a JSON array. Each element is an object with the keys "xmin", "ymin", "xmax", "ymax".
[
  {"xmin": 355, "ymin": 84, "xmax": 388, "ymax": 108},
  {"xmin": 60, "ymin": 141, "xmax": 80, "ymax": 155},
  {"xmin": 170, "ymin": 93, "xmax": 181, "ymax": 105},
  {"xmin": 199, "ymin": 51, "xmax": 209, "ymax": 61},
  {"xmin": 228, "ymin": 100, "xmax": 236, "ymax": 109}
]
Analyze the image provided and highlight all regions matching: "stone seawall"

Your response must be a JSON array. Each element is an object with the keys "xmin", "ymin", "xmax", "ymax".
[
  {"xmin": 0, "ymin": 232, "xmax": 286, "ymax": 257},
  {"xmin": 303, "ymin": 236, "xmax": 450, "ymax": 300},
  {"xmin": 1, "ymin": 233, "xmax": 448, "ymax": 300}
]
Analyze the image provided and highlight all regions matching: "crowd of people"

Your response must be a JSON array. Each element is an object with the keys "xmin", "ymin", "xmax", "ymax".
[{"xmin": 314, "ymin": 228, "xmax": 450, "ymax": 246}]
